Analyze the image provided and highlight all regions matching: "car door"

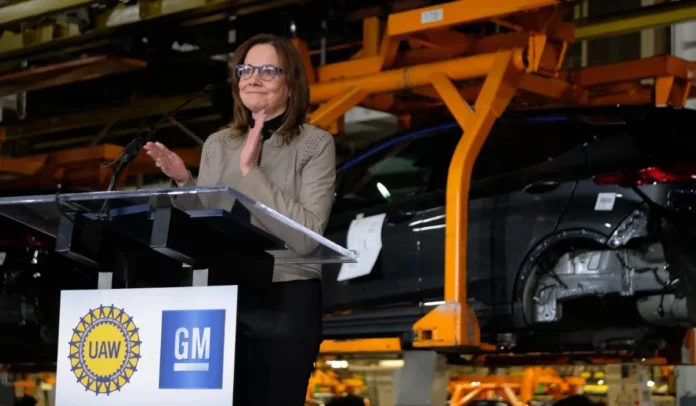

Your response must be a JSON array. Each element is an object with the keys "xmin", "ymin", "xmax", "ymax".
[
  {"xmin": 321, "ymin": 126, "xmax": 459, "ymax": 312},
  {"xmin": 486, "ymin": 117, "xmax": 595, "ymax": 320}
]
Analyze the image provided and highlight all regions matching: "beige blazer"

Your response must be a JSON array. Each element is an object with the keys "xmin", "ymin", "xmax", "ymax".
[{"xmin": 173, "ymin": 123, "xmax": 336, "ymax": 282}]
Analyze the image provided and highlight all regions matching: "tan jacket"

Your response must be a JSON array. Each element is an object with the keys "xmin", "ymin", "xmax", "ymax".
[{"xmin": 173, "ymin": 123, "xmax": 336, "ymax": 282}]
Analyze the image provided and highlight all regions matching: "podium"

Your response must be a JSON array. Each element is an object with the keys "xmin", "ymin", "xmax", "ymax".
[
  {"xmin": 0, "ymin": 185, "xmax": 357, "ymax": 287},
  {"xmin": 0, "ymin": 186, "xmax": 357, "ymax": 405}
]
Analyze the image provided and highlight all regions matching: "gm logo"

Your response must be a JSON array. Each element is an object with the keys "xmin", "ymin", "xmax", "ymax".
[{"xmin": 159, "ymin": 309, "xmax": 226, "ymax": 389}]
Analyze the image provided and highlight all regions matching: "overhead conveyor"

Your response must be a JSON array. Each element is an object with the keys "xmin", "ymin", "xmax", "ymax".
[
  {"xmin": 304, "ymin": 0, "xmax": 696, "ymax": 365},
  {"xmin": 297, "ymin": 0, "xmax": 575, "ymax": 356},
  {"xmin": 305, "ymin": 0, "xmax": 558, "ymax": 354}
]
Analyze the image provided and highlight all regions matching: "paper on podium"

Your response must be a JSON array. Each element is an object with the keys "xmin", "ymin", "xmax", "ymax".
[{"xmin": 337, "ymin": 213, "xmax": 386, "ymax": 281}]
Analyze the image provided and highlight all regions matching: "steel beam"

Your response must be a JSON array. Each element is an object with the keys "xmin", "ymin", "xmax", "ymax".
[
  {"xmin": 411, "ymin": 50, "xmax": 524, "ymax": 349},
  {"xmin": 319, "ymin": 338, "xmax": 402, "ymax": 354},
  {"xmin": 0, "ymin": 144, "xmax": 201, "ymax": 180},
  {"xmin": 0, "ymin": 56, "xmax": 146, "ymax": 97},
  {"xmin": 576, "ymin": 0, "xmax": 696, "ymax": 40},
  {"xmin": 0, "ymin": 0, "xmax": 101, "ymax": 27},
  {"xmin": 3, "ymin": 94, "xmax": 212, "ymax": 140},
  {"xmin": 0, "ymin": 0, "xmax": 305, "ymax": 66},
  {"xmin": 30, "ymin": 114, "xmax": 220, "ymax": 150},
  {"xmin": 562, "ymin": 54, "xmax": 693, "ymax": 87},
  {"xmin": 387, "ymin": 0, "xmax": 564, "ymax": 37},
  {"xmin": 0, "ymin": 156, "xmax": 45, "ymax": 175},
  {"xmin": 309, "ymin": 50, "xmax": 527, "ymax": 104}
]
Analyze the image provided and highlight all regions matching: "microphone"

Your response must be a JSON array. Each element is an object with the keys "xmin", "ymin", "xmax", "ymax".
[
  {"xmin": 101, "ymin": 84, "xmax": 218, "ymax": 192},
  {"xmin": 96, "ymin": 84, "xmax": 217, "ymax": 218}
]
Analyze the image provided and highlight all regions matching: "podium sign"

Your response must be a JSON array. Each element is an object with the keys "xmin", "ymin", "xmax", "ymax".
[
  {"xmin": 0, "ymin": 186, "xmax": 356, "ymax": 405},
  {"xmin": 55, "ymin": 285, "xmax": 238, "ymax": 406}
]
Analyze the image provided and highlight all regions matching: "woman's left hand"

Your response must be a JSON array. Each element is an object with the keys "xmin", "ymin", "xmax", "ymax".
[{"xmin": 240, "ymin": 111, "xmax": 266, "ymax": 176}]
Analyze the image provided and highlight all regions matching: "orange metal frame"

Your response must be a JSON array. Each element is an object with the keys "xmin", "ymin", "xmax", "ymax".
[
  {"xmin": 306, "ymin": 364, "xmax": 370, "ymax": 405},
  {"xmin": 319, "ymin": 338, "xmax": 402, "ymax": 354},
  {"xmin": 317, "ymin": 340, "xmax": 678, "ymax": 366},
  {"xmin": 303, "ymin": 0, "xmax": 576, "ymax": 352},
  {"xmin": 309, "ymin": 0, "xmax": 696, "ymax": 357},
  {"xmin": 1, "ymin": 0, "xmax": 696, "ymax": 361},
  {"xmin": 448, "ymin": 367, "xmax": 585, "ymax": 406},
  {"xmin": 0, "ymin": 144, "xmax": 200, "ymax": 189}
]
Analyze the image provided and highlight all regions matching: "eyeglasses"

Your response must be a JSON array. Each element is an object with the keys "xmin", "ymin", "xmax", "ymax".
[{"xmin": 235, "ymin": 64, "xmax": 284, "ymax": 81}]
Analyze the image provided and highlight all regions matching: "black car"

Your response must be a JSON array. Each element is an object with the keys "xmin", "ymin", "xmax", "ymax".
[
  {"xmin": 321, "ymin": 106, "xmax": 696, "ymax": 353},
  {"xmin": 0, "ymin": 215, "xmax": 73, "ymax": 361},
  {"xmin": 0, "ymin": 188, "xmax": 99, "ymax": 362}
]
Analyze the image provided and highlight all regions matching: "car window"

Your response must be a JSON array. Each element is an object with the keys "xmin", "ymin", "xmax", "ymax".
[
  {"xmin": 334, "ymin": 116, "xmax": 607, "ymax": 211},
  {"xmin": 427, "ymin": 125, "xmax": 526, "ymax": 192},
  {"xmin": 417, "ymin": 120, "xmax": 590, "ymax": 193},
  {"xmin": 334, "ymin": 124, "xmax": 516, "ymax": 211},
  {"xmin": 337, "ymin": 135, "xmax": 432, "ymax": 206},
  {"xmin": 335, "ymin": 126, "xmax": 461, "ymax": 210},
  {"xmin": 473, "ymin": 117, "xmax": 596, "ymax": 178}
]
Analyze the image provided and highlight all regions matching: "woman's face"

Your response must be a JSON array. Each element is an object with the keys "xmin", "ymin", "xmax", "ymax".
[{"xmin": 238, "ymin": 43, "xmax": 290, "ymax": 118}]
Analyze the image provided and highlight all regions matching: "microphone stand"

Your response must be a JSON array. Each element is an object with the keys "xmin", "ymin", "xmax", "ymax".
[{"xmin": 97, "ymin": 84, "xmax": 217, "ymax": 219}]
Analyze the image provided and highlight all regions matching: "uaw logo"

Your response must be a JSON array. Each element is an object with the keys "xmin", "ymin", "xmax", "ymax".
[{"xmin": 68, "ymin": 305, "xmax": 142, "ymax": 395}]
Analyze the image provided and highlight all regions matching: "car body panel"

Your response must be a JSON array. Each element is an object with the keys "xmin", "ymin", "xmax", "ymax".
[
  {"xmin": 322, "ymin": 113, "xmax": 591, "ymax": 315},
  {"xmin": 322, "ymin": 198, "xmax": 423, "ymax": 308}
]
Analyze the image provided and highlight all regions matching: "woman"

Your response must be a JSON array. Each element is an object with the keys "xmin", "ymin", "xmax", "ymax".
[{"xmin": 144, "ymin": 33, "xmax": 335, "ymax": 406}]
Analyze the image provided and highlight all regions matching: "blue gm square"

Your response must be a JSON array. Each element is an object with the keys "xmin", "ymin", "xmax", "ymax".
[{"xmin": 159, "ymin": 309, "xmax": 226, "ymax": 389}]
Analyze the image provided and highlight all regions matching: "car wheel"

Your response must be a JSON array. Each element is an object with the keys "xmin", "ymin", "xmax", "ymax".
[{"xmin": 519, "ymin": 238, "xmax": 606, "ymax": 327}]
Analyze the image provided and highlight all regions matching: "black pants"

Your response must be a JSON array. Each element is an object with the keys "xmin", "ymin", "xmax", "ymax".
[{"xmin": 232, "ymin": 279, "xmax": 322, "ymax": 406}]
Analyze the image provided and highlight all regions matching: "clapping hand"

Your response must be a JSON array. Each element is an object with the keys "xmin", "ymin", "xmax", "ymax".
[
  {"xmin": 239, "ymin": 110, "xmax": 266, "ymax": 176},
  {"xmin": 144, "ymin": 141, "xmax": 190, "ymax": 186}
]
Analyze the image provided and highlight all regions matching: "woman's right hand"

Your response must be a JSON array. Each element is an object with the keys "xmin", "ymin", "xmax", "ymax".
[{"xmin": 144, "ymin": 141, "xmax": 190, "ymax": 186}]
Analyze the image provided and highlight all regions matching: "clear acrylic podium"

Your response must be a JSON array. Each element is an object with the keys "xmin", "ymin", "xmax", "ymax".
[{"xmin": 0, "ymin": 186, "xmax": 358, "ymax": 289}]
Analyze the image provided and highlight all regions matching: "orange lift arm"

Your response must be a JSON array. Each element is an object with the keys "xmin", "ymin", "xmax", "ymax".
[{"xmin": 414, "ymin": 49, "xmax": 525, "ymax": 349}]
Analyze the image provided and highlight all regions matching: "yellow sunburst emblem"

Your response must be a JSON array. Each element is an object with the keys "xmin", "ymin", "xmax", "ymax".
[{"xmin": 68, "ymin": 305, "xmax": 142, "ymax": 395}]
